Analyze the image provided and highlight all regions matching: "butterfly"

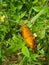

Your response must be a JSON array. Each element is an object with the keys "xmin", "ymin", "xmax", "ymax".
[{"xmin": 22, "ymin": 22, "xmax": 37, "ymax": 52}]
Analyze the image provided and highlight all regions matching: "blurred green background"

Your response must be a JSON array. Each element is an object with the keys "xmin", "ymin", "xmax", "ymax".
[{"xmin": 0, "ymin": 0, "xmax": 49, "ymax": 65}]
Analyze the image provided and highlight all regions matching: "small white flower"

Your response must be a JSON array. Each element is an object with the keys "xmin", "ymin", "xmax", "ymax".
[{"xmin": 33, "ymin": 33, "xmax": 37, "ymax": 37}]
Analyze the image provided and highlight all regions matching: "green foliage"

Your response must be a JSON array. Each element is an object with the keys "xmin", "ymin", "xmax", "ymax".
[
  {"xmin": 0, "ymin": 0, "xmax": 49, "ymax": 65},
  {"xmin": 22, "ymin": 46, "xmax": 30, "ymax": 57}
]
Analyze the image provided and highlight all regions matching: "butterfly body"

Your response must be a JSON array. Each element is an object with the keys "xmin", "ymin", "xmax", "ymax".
[{"xmin": 22, "ymin": 23, "xmax": 37, "ymax": 51}]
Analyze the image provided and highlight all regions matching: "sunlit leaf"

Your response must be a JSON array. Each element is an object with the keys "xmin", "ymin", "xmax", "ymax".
[{"xmin": 22, "ymin": 46, "xmax": 30, "ymax": 57}]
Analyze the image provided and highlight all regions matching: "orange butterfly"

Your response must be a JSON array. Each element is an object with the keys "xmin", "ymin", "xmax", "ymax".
[{"xmin": 22, "ymin": 22, "xmax": 37, "ymax": 52}]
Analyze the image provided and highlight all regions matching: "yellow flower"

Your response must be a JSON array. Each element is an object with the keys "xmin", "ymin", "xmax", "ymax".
[{"xmin": 0, "ymin": 15, "xmax": 5, "ymax": 22}]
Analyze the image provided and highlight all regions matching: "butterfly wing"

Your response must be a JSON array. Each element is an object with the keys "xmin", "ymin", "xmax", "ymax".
[{"xmin": 22, "ymin": 22, "xmax": 37, "ymax": 51}]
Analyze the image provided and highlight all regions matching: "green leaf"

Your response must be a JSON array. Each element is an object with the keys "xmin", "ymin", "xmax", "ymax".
[
  {"xmin": 33, "ymin": 6, "xmax": 43, "ymax": 12},
  {"xmin": 31, "ymin": 6, "xmax": 48, "ymax": 24},
  {"xmin": 22, "ymin": 46, "xmax": 30, "ymax": 57},
  {"xmin": 20, "ymin": 11, "xmax": 26, "ymax": 18},
  {"xmin": 37, "ymin": 43, "xmax": 41, "ymax": 50},
  {"xmin": 17, "ymin": 4, "xmax": 23, "ymax": 10},
  {"xmin": 4, "ymin": 44, "xmax": 21, "ymax": 55},
  {"xmin": 22, "ymin": 0, "xmax": 26, "ymax": 3},
  {"xmin": 19, "ymin": 56, "xmax": 26, "ymax": 65},
  {"xmin": 41, "ymin": 0, "xmax": 46, "ymax": 4},
  {"xmin": 31, "ymin": 54, "xmax": 38, "ymax": 60},
  {"xmin": 2, "ymin": 2, "xmax": 7, "ymax": 7},
  {"xmin": 39, "ymin": 49, "xmax": 44, "ymax": 55},
  {"xmin": 33, "ymin": 0, "xmax": 38, "ymax": 4},
  {"xmin": 39, "ymin": 30, "xmax": 45, "ymax": 39}
]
